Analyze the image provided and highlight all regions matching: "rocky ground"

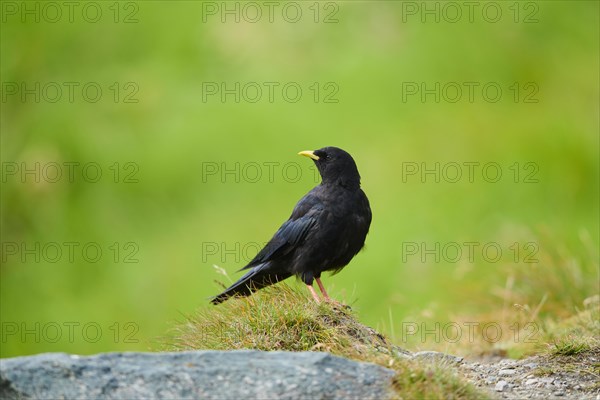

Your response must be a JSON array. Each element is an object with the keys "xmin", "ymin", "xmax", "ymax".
[
  {"xmin": 0, "ymin": 351, "xmax": 396, "ymax": 400},
  {"xmin": 346, "ymin": 302, "xmax": 599, "ymax": 400},
  {"xmin": 457, "ymin": 349, "xmax": 600, "ymax": 399},
  {"xmin": 399, "ymin": 347, "xmax": 600, "ymax": 399},
  {"xmin": 2, "ymin": 348, "xmax": 598, "ymax": 399},
  {"xmin": 3, "ymin": 298, "xmax": 597, "ymax": 399}
]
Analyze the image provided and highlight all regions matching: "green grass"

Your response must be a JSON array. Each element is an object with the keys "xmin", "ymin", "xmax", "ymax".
[
  {"xmin": 166, "ymin": 283, "xmax": 403, "ymax": 359},
  {"xmin": 390, "ymin": 362, "xmax": 488, "ymax": 400},
  {"xmin": 551, "ymin": 339, "xmax": 591, "ymax": 357},
  {"xmin": 396, "ymin": 231, "xmax": 599, "ymax": 359},
  {"xmin": 545, "ymin": 295, "xmax": 600, "ymax": 358},
  {"xmin": 164, "ymin": 283, "xmax": 487, "ymax": 400}
]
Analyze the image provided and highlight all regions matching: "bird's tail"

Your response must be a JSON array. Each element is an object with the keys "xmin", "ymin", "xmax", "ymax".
[{"xmin": 210, "ymin": 262, "xmax": 290, "ymax": 305}]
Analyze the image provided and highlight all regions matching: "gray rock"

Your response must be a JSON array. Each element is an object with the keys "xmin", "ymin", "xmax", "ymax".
[
  {"xmin": 0, "ymin": 351, "xmax": 396, "ymax": 400},
  {"xmin": 411, "ymin": 351, "xmax": 463, "ymax": 364},
  {"xmin": 525, "ymin": 378, "xmax": 539, "ymax": 386},
  {"xmin": 495, "ymin": 380, "xmax": 509, "ymax": 392},
  {"xmin": 499, "ymin": 369, "xmax": 517, "ymax": 376}
]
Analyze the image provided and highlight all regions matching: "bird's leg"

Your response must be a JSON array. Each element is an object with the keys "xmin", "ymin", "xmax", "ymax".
[
  {"xmin": 315, "ymin": 278, "xmax": 331, "ymax": 301},
  {"xmin": 306, "ymin": 284, "xmax": 321, "ymax": 303}
]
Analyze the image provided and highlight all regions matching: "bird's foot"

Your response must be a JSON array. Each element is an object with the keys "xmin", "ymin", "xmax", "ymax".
[
  {"xmin": 307, "ymin": 283, "xmax": 351, "ymax": 309},
  {"xmin": 307, "ymin": 285, "xmax": 321, "ymax": 303}
]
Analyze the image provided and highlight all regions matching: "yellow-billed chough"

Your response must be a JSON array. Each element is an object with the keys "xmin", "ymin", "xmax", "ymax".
[{"xmin": 211, "ymin": 146, "xmax": 371, "ymax": 304}]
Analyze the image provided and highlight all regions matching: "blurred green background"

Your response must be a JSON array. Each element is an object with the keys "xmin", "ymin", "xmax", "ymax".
[{"xmin": 1, "ymin": 1, "xmax": 598, "ymax": 357}]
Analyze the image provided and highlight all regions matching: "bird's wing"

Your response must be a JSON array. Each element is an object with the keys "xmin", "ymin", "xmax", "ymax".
[{"xmin": 239, "ymin": 193, "xmax": 323, "ymax": 270}]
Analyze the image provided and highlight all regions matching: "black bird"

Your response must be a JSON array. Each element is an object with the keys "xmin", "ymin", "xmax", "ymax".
[{"xmin": 211, "ymin": 147, "xmax": 371, "ymax": 304}]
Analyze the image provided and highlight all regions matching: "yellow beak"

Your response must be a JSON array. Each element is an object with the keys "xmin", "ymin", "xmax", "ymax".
[{"xmin": 298, "ymin": 150, "xmax": 319, "ymax": 161}]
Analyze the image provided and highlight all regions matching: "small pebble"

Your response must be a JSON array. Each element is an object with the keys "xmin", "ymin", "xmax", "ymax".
[
  {"xmin": 495, "ymin": 380, "xmax": 509, "ymax": 392},
  {"xmin": 499, "ymin": 369, "xmax": 517, "ymax": 376}
]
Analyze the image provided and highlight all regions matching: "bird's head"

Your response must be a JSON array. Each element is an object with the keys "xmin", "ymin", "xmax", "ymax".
[{"xmin": 298, "ymin": 147, "xmax": 361, "ymax": 189}]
